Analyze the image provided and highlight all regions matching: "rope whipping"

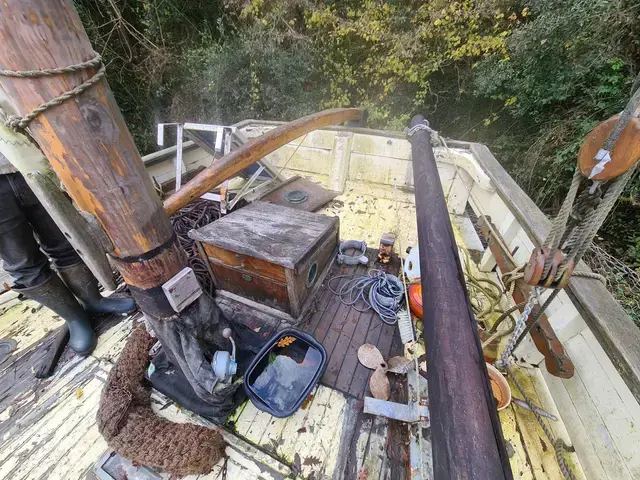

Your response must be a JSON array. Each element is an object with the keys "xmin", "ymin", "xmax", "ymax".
[
  {"xmin": 0, "ymin": 52, "xmax": 105, "ymax": 131},
  {"xmin": 327, "ymin": 270, "xmax": 404, "ymax": 325}
]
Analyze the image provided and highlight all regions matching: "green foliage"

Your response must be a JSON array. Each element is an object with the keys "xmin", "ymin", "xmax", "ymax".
[
  {"xmin": 75, "ymin": 0, "xmax": 228, "ymax": 152},
  {"xmin": 230, "ymin": 0, "xmax": 516, "ymax": 128},
  {"xmin": 168, "ymin": 31, "xmax": 325, "ymax": 124}
]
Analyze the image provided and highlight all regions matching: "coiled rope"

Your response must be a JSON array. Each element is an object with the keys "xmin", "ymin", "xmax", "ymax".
[{"xmin": 327, "ymin": 270, "xmax": 404, "ymax": 325}]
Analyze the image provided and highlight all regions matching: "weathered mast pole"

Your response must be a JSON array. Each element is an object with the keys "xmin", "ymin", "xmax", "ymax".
[
  {"xmin": 409, "ymin": 115, "xmax": 513, "ymax": 479},
  {"xmin": 0, "ymin": 0, "xmax": 186, "ymax": 317}
]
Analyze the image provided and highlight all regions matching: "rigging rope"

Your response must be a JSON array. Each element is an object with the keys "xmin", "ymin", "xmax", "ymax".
[{"xmin": 0, "ymin": 52, "xmax": 105, "ymax": 131}]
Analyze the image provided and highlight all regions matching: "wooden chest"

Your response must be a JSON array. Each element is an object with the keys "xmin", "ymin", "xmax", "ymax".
[{"xmin": 190, "ymin": 201, "xmax": 339, "ymax": 318}]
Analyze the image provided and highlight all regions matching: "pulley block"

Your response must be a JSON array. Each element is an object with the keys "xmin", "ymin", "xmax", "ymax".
[
  {"xmin": 524, "ymin": 248, "xmax": 574, "ymax": 289},
  {"xmin": 578, "ymin": 115, "xmax": 640, "ymax": 181}
]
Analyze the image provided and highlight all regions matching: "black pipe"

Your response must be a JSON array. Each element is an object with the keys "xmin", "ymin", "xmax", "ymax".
[{"xmin": 409, "ymin": 115, "xmax": 513, "ymax": 479}]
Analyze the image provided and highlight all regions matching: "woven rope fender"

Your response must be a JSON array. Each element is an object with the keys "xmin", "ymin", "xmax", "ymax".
[{"xmin": 97, "ymin": 327, "xmax": 226, "ymax": 477}]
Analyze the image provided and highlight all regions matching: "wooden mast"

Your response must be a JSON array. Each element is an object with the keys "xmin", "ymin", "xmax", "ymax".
[
  {"xmin": 0, "ymin": 0, "xmax": 186, "ymax": 317},
  {"xmin": 409, "ymin": 115, "xmax": 513, "ymax": 479}
]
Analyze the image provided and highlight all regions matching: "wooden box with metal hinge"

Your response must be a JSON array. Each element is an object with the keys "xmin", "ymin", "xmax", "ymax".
[{"xmin": 189, "ymin": 201, "xmax": 339, "ymax": 318}]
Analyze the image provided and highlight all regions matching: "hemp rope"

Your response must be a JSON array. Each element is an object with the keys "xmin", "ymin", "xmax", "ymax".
[{"xmin": 0, "ymin": 52, "xmax": 105, "ymax": 131}]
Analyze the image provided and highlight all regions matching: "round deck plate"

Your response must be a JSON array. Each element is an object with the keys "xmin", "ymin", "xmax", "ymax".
[{"xmin": 284, "ymin": 190, "xmax": 309, "ymax": 204}]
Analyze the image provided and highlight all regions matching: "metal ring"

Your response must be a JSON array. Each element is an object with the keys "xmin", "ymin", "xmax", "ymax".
[{"xmin": 337, "ymin": 240, "xmax": 368, "ymax": 265}]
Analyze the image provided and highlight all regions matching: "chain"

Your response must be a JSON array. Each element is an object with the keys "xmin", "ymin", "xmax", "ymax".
[
  {"xmin": 494, "ymin": 287, "xmax": 578, "ymax": 480},
  {"xmin": 504, "ymin": 364, "xmax": 577, "ymax": 480},
  {"xmin": 0, "ymin": 52, "xmax": 105, "ymax": 131},
  {"xmin": 405, "ymin": 122, "xmax": 435, "ymax": 137},
  {"xmin": 495, "ymin": 289, "xmax": 539, "ymax": 369}
]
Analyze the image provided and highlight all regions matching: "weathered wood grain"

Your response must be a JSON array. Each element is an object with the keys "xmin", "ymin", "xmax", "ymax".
[
  {"xmin": 261, "ymin": 175, "xmax": 339, "ymax": 212},
  {"xmin": 410, "ymin": 115, "xmax": 512, "ymax": 479},
  {"xmin": 210, "ymin": 263, "xmax": 290, "ymax": 312},
  {"xmin": 0, "ymin": 0, "xmax": 187, "ymax": 309},
  {"xmin": 191, "ymin": 201, "xmax": 337, "ymax": 269},
  {"xmin": 203, "ymin": 243, "xmax": 287, "ymax": 283}
]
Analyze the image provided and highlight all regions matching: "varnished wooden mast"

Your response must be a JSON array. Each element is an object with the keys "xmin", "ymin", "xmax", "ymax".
[
  {"xmin": 163, "ymin": 108, "xmax": 363, "ymax": 216},
  {"xmin": 409, "ymin": 115, "xmax": 513, "ymax": 479},
  {"xmin": 0, "ymin": 0, "xmax": 186, "ymax": 317}
]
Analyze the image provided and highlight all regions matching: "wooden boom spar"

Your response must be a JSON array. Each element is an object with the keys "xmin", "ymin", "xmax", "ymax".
[
  {"xmin": 163, "ymin": 108, "xmax": 363, "ymax": 216},
  {"xmin": 409, "ymin": 115, "xmax": 513, "ymax": 479}
]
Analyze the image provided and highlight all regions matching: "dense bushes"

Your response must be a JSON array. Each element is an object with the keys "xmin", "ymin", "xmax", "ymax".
[{"xmin": 77, "ymin": 0, "xmax": 640, "ymax": 266}]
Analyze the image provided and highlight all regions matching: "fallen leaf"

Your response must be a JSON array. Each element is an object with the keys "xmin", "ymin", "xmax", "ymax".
[
  {"xmin": 75, "ymin": 388, "xmax": 84, "ymax": 399},
  {"xmin": 297, "ymin": 426, "xmax": 307, "ymax": 434},
  {"xmin": 301, "ymin": 394, "xmax": 313, "ymax": 410},
  {"xmin": 276, "ymin": 336, "xmax": 296, "ymax": 348},
  {"xmin": 303, "ymin": 456, "xmax": 322, "ymax": 467}
]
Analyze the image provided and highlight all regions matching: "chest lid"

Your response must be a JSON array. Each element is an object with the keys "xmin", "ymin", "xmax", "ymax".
[{"xmin": 190, "ymin": 201, "xmax": 338, "ymax": 270}]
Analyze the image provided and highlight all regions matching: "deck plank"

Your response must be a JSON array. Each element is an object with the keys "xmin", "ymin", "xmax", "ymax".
[
  {"xmin": 349, "ymin": 319, "xmax": 385, "ymax": 399},
  {"xmin": 1, "ymin": 375, "xmax": 104, "ymax": 479},
  {"xmin": 304, "ymin": 248, "xmax": 402, "ymax": 399}
]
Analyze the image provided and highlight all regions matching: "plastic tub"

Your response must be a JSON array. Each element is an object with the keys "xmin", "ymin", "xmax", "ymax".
[{"xmin": 243, "ymin": 328, "xmax": 327, "ymax": 418}]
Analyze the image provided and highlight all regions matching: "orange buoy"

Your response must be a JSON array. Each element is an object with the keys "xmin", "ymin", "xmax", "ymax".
[{"xmin": 408, "ymin": 283, "xmax": 423, "ymax": 319}]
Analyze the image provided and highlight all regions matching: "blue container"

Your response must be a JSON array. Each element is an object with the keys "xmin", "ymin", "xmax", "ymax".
[{"xmin": 243, "ymin": 328, "xmax": 327, "ymax": 418}]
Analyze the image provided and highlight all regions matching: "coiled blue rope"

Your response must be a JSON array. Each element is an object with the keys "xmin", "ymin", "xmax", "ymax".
[{"xmin": 327, "ymin": 269, "xmax": 404, "ymax": 325}]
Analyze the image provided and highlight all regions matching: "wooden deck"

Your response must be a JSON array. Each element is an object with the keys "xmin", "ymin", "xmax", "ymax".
[
  {"xmin": 303, "ymin": 248, "xmax": 403, "ymax": 399},
  {"xmin": 0, "ymin": 237, "xmax": 589, "ymax": 479}
]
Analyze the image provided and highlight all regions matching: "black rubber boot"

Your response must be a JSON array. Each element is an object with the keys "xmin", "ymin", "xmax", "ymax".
[
  {"xmin": 57, "ymin": 262, "xmax": 136, "ymax": 315},
  {"xmin": 15, "ymin": 275, "xmax": 96, "ymax": 356}
]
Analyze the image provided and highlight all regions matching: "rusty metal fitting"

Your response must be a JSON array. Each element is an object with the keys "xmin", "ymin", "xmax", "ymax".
[
  {"xmin": 377, "ymin": 233, "xmax": 396, "ymax": 264},
  {"xmin": 524, "ymin": 247, "xmax": 549, "ymax": 286}
]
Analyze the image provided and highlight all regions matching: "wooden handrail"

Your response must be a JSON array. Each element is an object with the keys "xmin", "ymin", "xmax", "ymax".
[{"xmin": 163, "ymin": 108, "xmax": 363, "ymax": 216}]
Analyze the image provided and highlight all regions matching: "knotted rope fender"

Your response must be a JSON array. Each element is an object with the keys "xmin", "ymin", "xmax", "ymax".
[{"xmin": 97, "ymin": 327, "xmax": 226, "ymax": 477}]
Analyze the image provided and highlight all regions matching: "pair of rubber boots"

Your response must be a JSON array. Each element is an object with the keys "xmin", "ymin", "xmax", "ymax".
[{"xmin": 15, "ymin": 262, "xmax": 136, "ymax": 356}]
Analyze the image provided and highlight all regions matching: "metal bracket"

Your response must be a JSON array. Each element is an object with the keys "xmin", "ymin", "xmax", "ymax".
[
  {"xmin": 364, "ymin": 396, "xmax": 430, "ymax": 425},
  {"xmin": 157, "ymin": 122, "xmax": 284, "ymax": 212},
  {"xmin": 590, "ymin": 148, "xmax": 612, "ymax": 179},
  {"xmin": 161, "ymin": 267, "xmax": 203, "ymax": 313}
]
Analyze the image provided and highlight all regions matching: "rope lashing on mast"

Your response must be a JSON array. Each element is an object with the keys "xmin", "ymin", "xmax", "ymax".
[{"xmin": 0, "ymin": 52, "xmax": 105, "ymax": 131}]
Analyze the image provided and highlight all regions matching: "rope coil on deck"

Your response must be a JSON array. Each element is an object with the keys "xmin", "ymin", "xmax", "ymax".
[
  {"xmin": 327, "ymin": 270, "xmax": 404, "ymax": 325},
  {"xmin": 0, "ymin": 52, "xmax": 105, "ymax": 131}
]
